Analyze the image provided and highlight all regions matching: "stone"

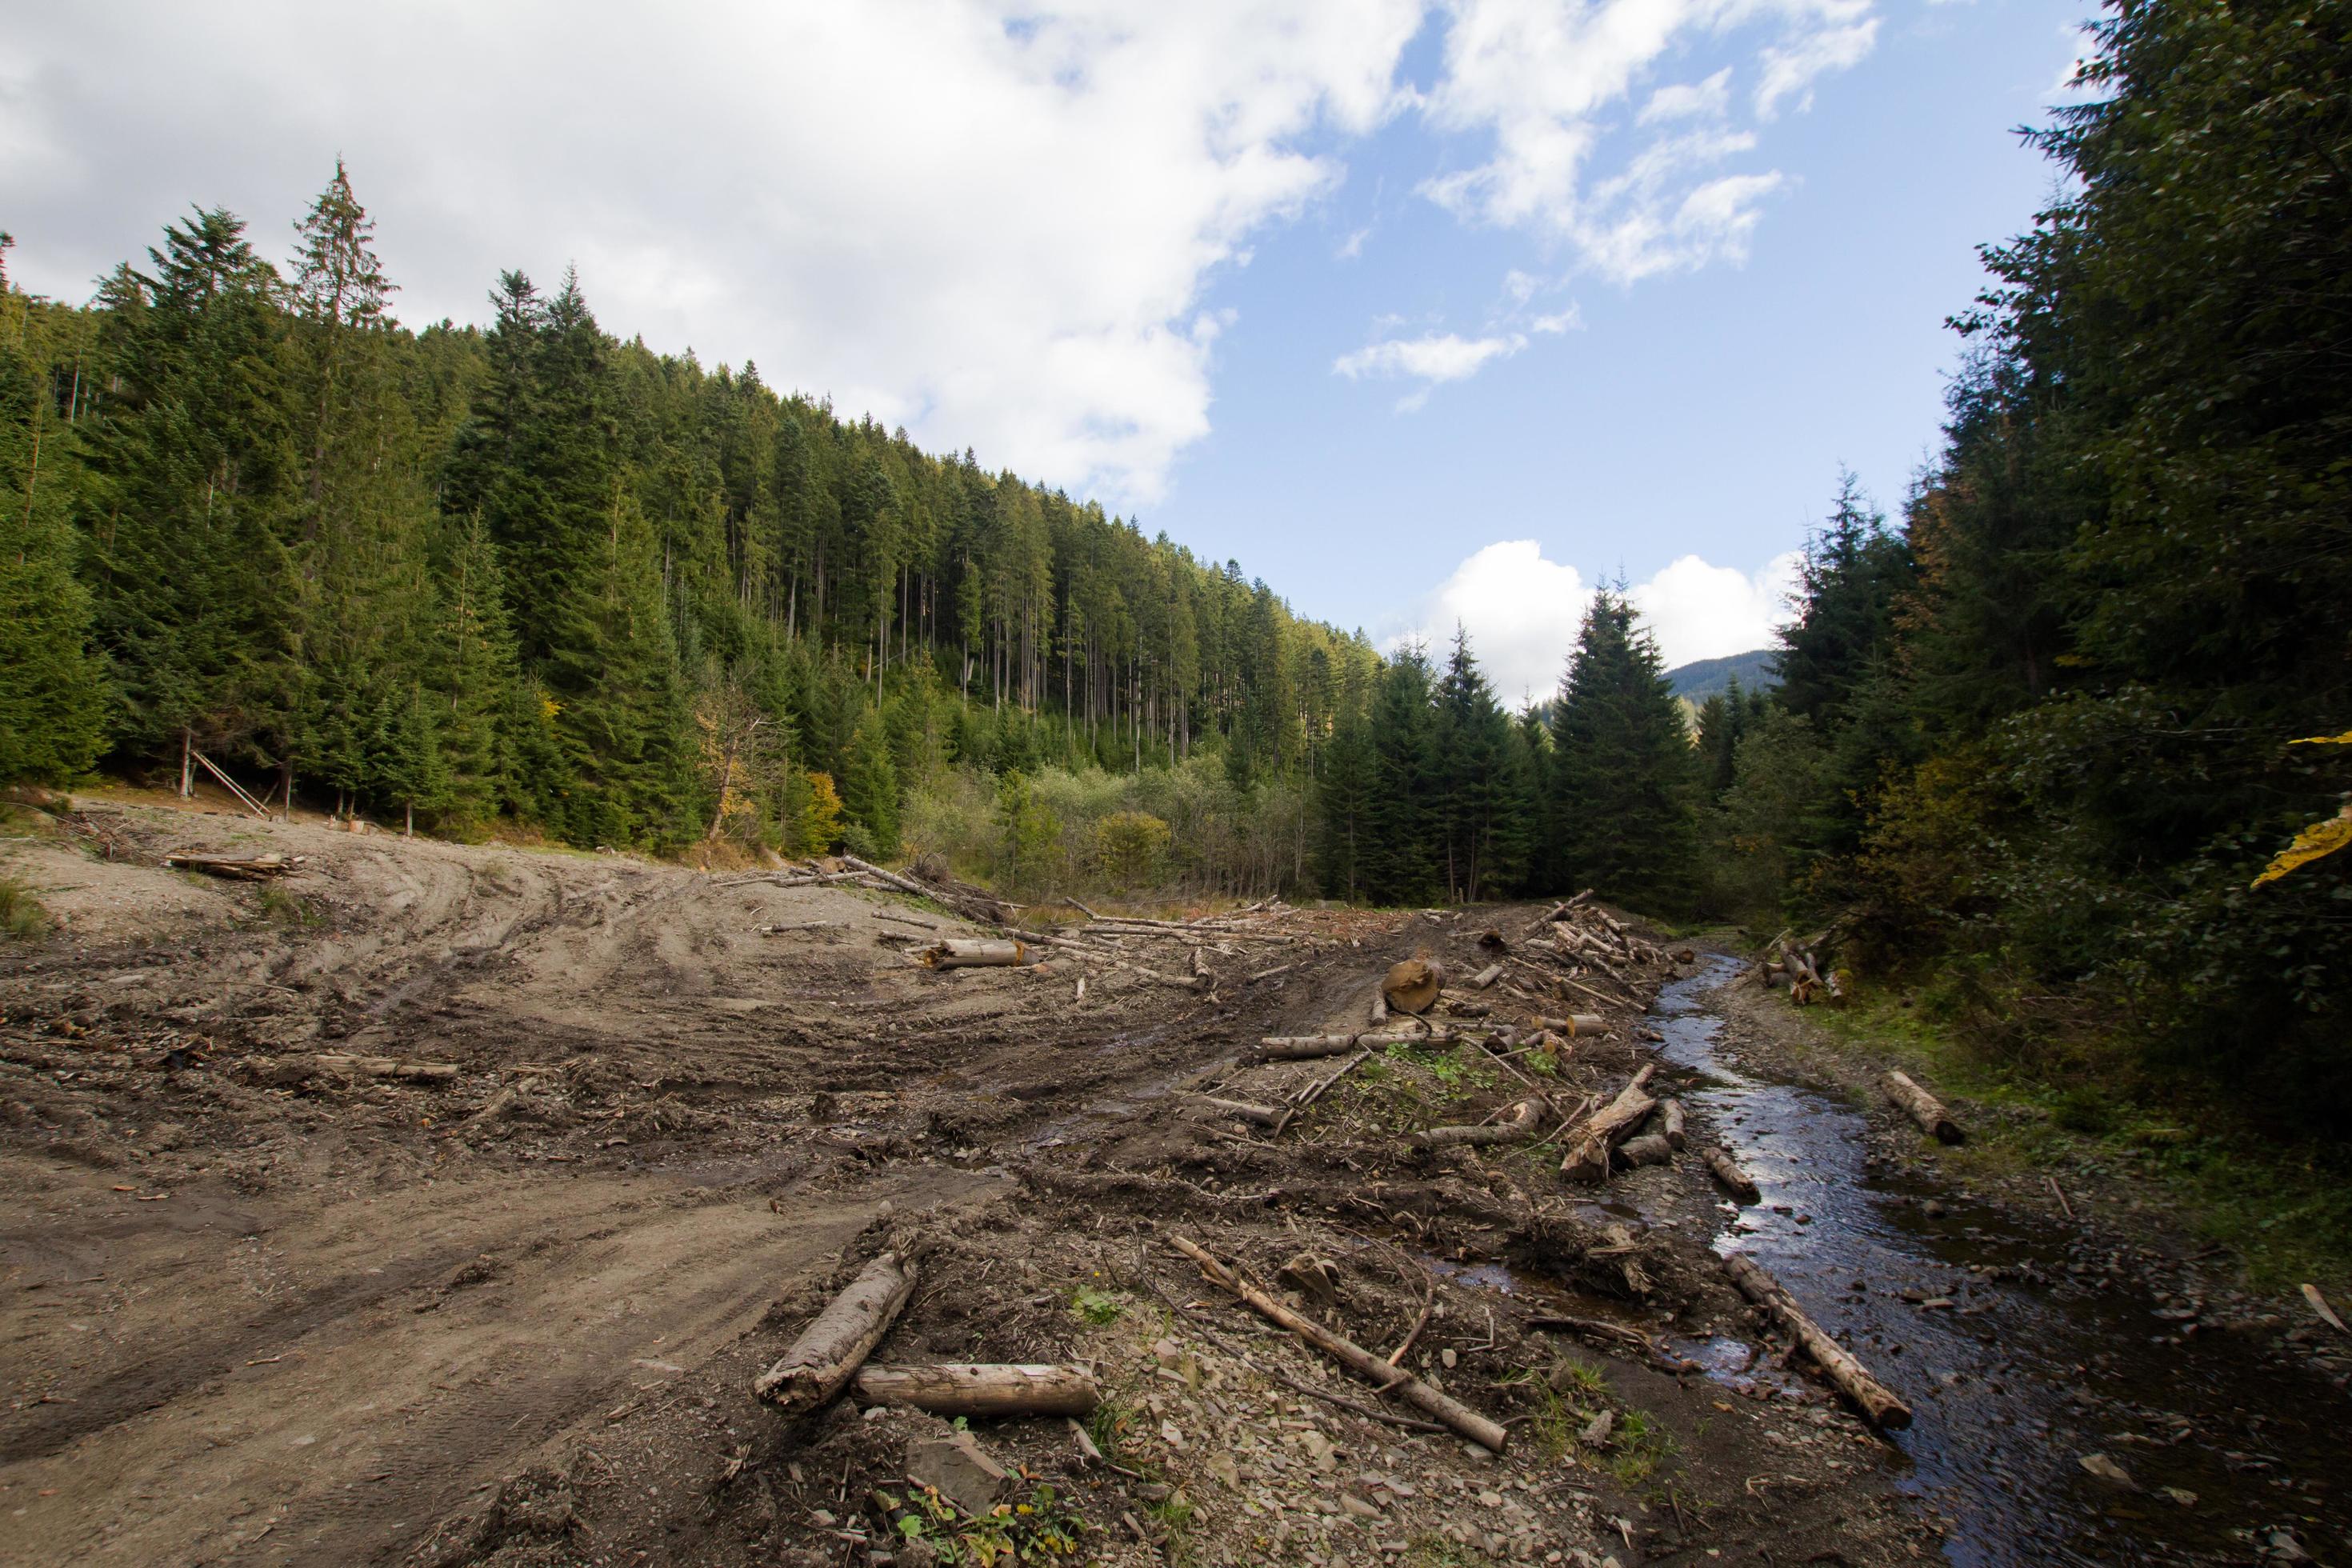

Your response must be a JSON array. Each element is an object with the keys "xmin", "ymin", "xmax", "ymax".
[
  {"xmin": 2077, "ymin": 1453, "xmax": 2134, "ymax": 1490},
  {"xmin": 907, "ymin": 1432, "xmax": 1012, "ymax": 1518}
]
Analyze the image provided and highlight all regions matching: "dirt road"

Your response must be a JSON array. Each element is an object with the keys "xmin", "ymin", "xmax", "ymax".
[{"xmin": 0, "ymin": 797, "xmax": 2061, "ymax": 1566}]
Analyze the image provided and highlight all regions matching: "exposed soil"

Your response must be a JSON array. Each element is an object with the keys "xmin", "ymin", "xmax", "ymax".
[{"xmin": 0, "ymin": 796, "xmax": 2336, "ymax": 1567}]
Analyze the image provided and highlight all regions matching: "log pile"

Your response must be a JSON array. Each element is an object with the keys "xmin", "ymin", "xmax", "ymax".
[{"xmin": 163, "ymin": 850, "xmax": 300, "ymax": 881}]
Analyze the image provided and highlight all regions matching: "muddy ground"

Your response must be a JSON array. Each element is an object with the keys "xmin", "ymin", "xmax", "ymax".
[{"xmin": 0, "ymin": 794, "xmax": 2342, "ymax": 1567}]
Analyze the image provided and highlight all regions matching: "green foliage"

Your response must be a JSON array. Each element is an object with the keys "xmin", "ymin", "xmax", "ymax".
[
  {"xmin": 1546, "ymin": 590, "xmax": 1699, "ymax": 912},
  {"xmin": 876, "ymin": 1481, "xmax": 1084, "ymax": 1566},
  {"xmin": 990, "ymin": 770, "xmax": 1060, "ymax": 893},
  {"xmin": 1090, "ymin": 810, "xmax": 1170, "ymax": 890},
  {"xmin": 0, "ymin": 874, "xmax": 48, "ymax": 941},
  {"xmin": 1069, "ymin": 1282, "xmax": 1123, "ymax": 1325}
]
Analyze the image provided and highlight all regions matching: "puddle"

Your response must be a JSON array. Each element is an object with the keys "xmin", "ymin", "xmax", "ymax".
[{"xmin": 1641, "ymin": 957, "xmax": 2348, "ymax": 1566}]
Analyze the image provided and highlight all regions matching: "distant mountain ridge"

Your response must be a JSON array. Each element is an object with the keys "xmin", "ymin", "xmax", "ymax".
[{"xmin": 1664, "ymin": 648, "xmax": 1778, "ymax": 701}]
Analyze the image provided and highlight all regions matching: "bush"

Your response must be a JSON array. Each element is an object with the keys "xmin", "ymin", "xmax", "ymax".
[
  {"xmin": 1092, "ymin": 810, "xmax": 1170, "ymax": 889},
  {"xmin": 0, "ymin": 874, "xmax": 47, "ymax": 941}
]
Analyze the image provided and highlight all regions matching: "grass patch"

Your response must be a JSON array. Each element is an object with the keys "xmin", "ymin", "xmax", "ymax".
[
  {"xmin": 1814, "ymin": 988, "xmax": 2352, "ymax": 1294},
  {"xmin": 256, "ymin": 884, "xmax": 322, "ymax": 927},
  {"xmin": 0, "ymin": 875, "xmax": 48, "ymax": 941},
  {"xmin": 1606, "ymin": 1407, "xmax": 1679, "ymax": 1489}
]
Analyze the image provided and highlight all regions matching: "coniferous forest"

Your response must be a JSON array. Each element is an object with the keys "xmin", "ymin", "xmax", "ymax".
[{"xmin": 3, "ymin": 0, "xmax": 2347, "ymax": 1125}]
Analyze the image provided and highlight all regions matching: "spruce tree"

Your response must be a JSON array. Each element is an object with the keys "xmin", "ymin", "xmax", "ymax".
[
  {"xmin": 0, "ymin": 248, "xmax": 110, "ymax": 783},
  {"xmin": 841, "ymin": 707, "xmax": 901, "ymax": 856},
  {"xmin": 1548, "ymin": 592, "xmax": 1699, "ymax": 912},
  {"xmin": 80, "ymin": 209, "xmax": 300, "ymax": 778},
  {"xmin": 1361, "ymin": 647, "xmax": 1438, "ymax": 905}
]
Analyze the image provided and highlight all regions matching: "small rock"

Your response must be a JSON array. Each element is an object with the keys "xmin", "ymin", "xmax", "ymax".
[
  {"xmin": 2161, "ymin": 1486, "xmax": 2198, "ymax": 1507},
  {"xmin": 1923, "ymin": 1200, "xmax": 1949, "ymax": 1219},
  {"xmin": 1441, "ymin": 1348, "xmax": 1458, "ymax": 1370},
  {"xmin": 1579, "ymin": 1410, "xmax": 1615, "ymax": 1450},
  {"xmin": 2078, "ymin": 1453, "xmax": 2135, "ymax": 1490},
  {"xmin": 907, "ymin": 1432, "xmax": 1012, "ymax": 1518}
]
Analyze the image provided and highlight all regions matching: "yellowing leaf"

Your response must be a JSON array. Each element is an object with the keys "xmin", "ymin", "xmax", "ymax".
[
  {"xmin": 2290, "ymin": 730, "xmax": 2352, "ymax": 746},
  {"xmin": 2252, "ymin": 806, "xmax": 2352, "ymax": 886}
]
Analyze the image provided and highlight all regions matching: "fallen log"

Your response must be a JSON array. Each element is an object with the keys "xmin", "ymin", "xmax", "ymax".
[
  {"xmin": 1562, "ymin": 1066, "xmax": 1658, "ymax": 1183},
  {"xmin": 306, "ymin": 1053, "xmax": 461, "ymax": 1084},
  {"xmin": 1247, "ymin": 962, "xmax": 1294, "ymax": 985},
  {"xmin": 1278, "ymin": 1049, "xmax": 1374, "ymax": 1133},
  {"xmin": 1410, "ymin": 1095, "xmax": 1546, "ymax": 1151},
  {"xmin": 754, "ymin": 1252, "xmax": 916, "ymax": 1413},
  {"xmin": 1257, "ymin": 1034, "xmax": 1364, "ymax": 1060},
  {"xmin": 1534, "ymin": 1014, "xmax": 1607, "ymax": 1038},
  {"xmin": 163, "ymin": 850, "xmax": 296, "ymax": 881},
  {"xmin": 839, "ymin": 854, "xmax": 930, "ymax": 898},
  {"xmin": 1722, "ymin": 1251, "xmax": 1910, "ymax": 1429},
  {"xmin": 1701, "ymin": 1145, "xmax": 1762, "ymax": 1203},
  {"xmin": 921, "ymin": 938, "xmax": 1029, "ymax": 970},
  {"xmin": 1880, "ymin": 1071, "xmax": 1964, "ymax": 1144},
  {"xmin": 1194, "ymin": 1095, "xmax": 1285, "ymax": 1129},
  {"xmin": 1617, "ymin": 1132, "xmax": 1674, "ymax": 1169},
  {"xmin": 1466, "ymin": 962, "xmax": 1504, "ymax": 991},
  {"xmin": 1168, "ymin": 1234, "xmax": 1507, "ymax": 1454},
  {"xmin": 1658, "ymin": 1098, "xmax": 1687, "ymax": 1151},
  {"xmin": 850, "ymin": 1362, "xmax": 1098, "ymax": 1418},
  {"xmin": 1382, "ymin": 958, "xmax": 1446, "ymax": 1015}
]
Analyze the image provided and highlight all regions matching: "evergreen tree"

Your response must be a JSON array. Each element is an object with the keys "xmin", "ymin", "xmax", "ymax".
[
  {"xmin": 1433, "ymin": 627, "xmax": 1530, "ymax": 902},
  {"xmin": 841, "ymin": 706, "xmax": 901, "ymax": 856},
  {"xmin": 0, "ymin": 245, "xmax": 110, "ymax": 783},
  {"xmin": 79, "ymin": 208, "xmax": 300, "ymax": 777},
  {"xmin": 1548, "ymin": 591, "xmax": 1698, "ymax": 911},
  {"xmin": 1316, "ymin": 703, "xmax": 1375, "ymax": 900},
  {"xmin": 1360, "ymin": 647, "xmax": 1438, "ymax": 905}
]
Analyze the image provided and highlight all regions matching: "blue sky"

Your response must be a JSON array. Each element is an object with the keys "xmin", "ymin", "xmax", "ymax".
[{"xmin": 0, "ymin": 0, "xmax": 2085, "ymax": 696}]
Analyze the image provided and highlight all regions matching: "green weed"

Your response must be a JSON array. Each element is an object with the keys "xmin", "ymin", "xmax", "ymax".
[
  {"xmin": 0, "ymin": 876, "xmax": 47, "ymax": 942},
  {"xmin": 1069, "ymin": 1283, "xmax": 1123, "ymax": 1326}
]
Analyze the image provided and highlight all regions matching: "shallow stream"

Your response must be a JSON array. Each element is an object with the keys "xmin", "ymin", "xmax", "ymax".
[{"xmin": 1644, "ymin": 958, "xmax": 2346, "ymax": 1566}]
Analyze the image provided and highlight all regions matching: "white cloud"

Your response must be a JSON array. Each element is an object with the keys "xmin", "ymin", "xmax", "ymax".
[
  {"xmin": 1336, "ymin": 226, "xmax": 1373, "ymax": 259},
  {"xmin": 1418, "ymin": 0, "xmax": 1878, "ymax": 281},
  {"xmin": 1531, "ymin": 304, "xmax": 1583, "ymax": 334},
  {"xmin": 1334, "ymin": 330, "xmax": 1529, "ymax": 409},
  {"xmin": 1388, "ymin": 540, "xmax": 1799, "ymax": 702},
  {"xmin": 1639, "ymin": 67, "xmax": 1734, "ymax": 125},
  {"xmin": 0, "ymin": 0, "xmax": 1425, "ymax": 507}
]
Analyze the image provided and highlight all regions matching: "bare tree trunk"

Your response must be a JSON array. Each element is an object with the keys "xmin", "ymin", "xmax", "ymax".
[{"xmin": 754, "ymin": 1253, "xmax": 915, "ymax": 1413}]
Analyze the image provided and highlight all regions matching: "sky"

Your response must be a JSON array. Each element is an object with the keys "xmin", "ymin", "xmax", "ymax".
[{"xmin": 0, "ymin": 0, "xmax": 2086, "ymax": 702}]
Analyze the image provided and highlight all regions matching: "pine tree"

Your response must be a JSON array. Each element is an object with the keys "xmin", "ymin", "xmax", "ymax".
[
  {"xmin": 841, "ymin": 706, "xmax": 901, "ymax": 857},
  {"xmin": 1360, "ymin": 647, "xmax": 1438, "ymax": 905},
  {"xmin": 1434, "ymin": 627, "xmax": 1530, "ymax": 901},
  {"xmin": 1549, "ymin": 591, "xmax": 1698, "ymax": 912},
  {"xmin": 79, "ymin": 208, "xmax": 300, "ymax": 780},
  {"xmin": 0, "ymin": 246, "xmax": 110, "ymax": 784},
  {"xmin": 1316, "ymin": 703, "xmax": 1375, "ymax": 900}
]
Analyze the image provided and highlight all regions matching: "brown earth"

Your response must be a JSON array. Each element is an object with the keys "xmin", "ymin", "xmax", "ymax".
[{"xmin": 0, "ymin": 796, "xmax": 1934, "ymax": 1566}]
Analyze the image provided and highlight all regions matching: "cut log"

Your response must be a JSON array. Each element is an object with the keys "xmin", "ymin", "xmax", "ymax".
[
  {"xmin": 1534, "ymin": 1014, "xmax": 1607, "ymax": 1038},
  {"xmin": 1722, "ymin": 1252, "xmax": 1911, "ymax": 1429},
  {"xmin": 163, "ymin": 850, "xmax": 296, "ymax": 882},
  {"xmin": 1701, "ymin": 1145, "xmax": 1762, "ymax": 1204},
  {"xmin": 1257, "ymin": 1034, "xmax": 1364, "ymax": 1060},
  {"xmin": 1168, "ymin": 1234, "xmax": 1507, "ymax": 1454},
  {"xmin": 1466, "ymin": 962, "xmax": 1505, "ymax": 991},
  {"xmin": 1561, "ymin": 1065, "xmax": 1658, "ymax": 1183},
  {"xmin": 839, "ymin": 854, "xmax": 930, "ymax": 898},
  {"xmin": 306, "ymin": 1053, "xmax": 460, "ymax": 1084},
  {"xmin": 920, "ymin": 938, "xmax": 1029, "ymax": 970},
  {"xmin": 1617, "ymin": 1132, "xmax": 1674, "ymax": 1169},
  {"xmin": 1880, "ymin": 1071, "xmax": 1964, "ymax": 1144},
  {"xmin": 754, "ymin": 1252, "xmax": 916, "ymax": 1413},
  {"xmin": 850, "ymin": 1362, "xmax": 1098, "ymax": 1418},
  {"xmin": 1410, "ymin": 1095, "xmax": 1546, "ymax": 1151},
  {"xmin": 1658, "ymin": 1098, "xmax": 1687, "ymax": 1151},
  {"xmin": 1194, "ymin": 1095, "xmax": 1285, "ymax": 1129},
  {"xmin": 1382, "ymin": 958, "xmax": 1446, "ymax": 1015}
]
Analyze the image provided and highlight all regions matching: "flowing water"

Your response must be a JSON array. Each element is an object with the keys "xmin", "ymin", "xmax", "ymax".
[{"xmin": 1642, "ymin": 958, "xmax": 2347, "ymax": 1566}]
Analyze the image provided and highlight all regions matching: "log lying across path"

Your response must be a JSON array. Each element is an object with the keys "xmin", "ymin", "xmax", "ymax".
[
  {"xmin": 1562, "ymin": 1065, "xmax": 1658, "ymax": 1182},
  {"xmin": 920, "ymin": 938, "xmax": 1029, "ymax": 970},
  {"xmin": 1880, "ymin": 1071, "xmax": 1965, "ymax": 1144},
  {"xmin": 1701, "ymin": 1144, "xmax": 1762, "ymax": 1204},
  {"xmin": 163, "ymin": 850, "xmax": 297, "ymax": 881},
  {"xmin": 1256, "ymin": 1027, "xmax": 1470, "ymax": 1061},
  {"xmin": 1410, "ymin": 1094, "xmax": 1546, "ymax": 1151},
  {"xmin": 754, "ymin": 1252, "xmax": 916, "ymax": 1413},
  {"xmin": 1169, "ymin": 1234, "xmax": 1508, "ymax": 1454},
  {"xmin": 1722, "ymin": 1251, "xmax": 1911, "ymax": 1429},
  {"xmin": 851, "ymin": 1362, "xmax": 1098, "ymax": 1418}
]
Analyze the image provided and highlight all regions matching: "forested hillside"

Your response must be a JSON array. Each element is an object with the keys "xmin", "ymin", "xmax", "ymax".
[{"xmin": 0, "ymin": 158, "xmax": 1707, "ymax": 909}]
